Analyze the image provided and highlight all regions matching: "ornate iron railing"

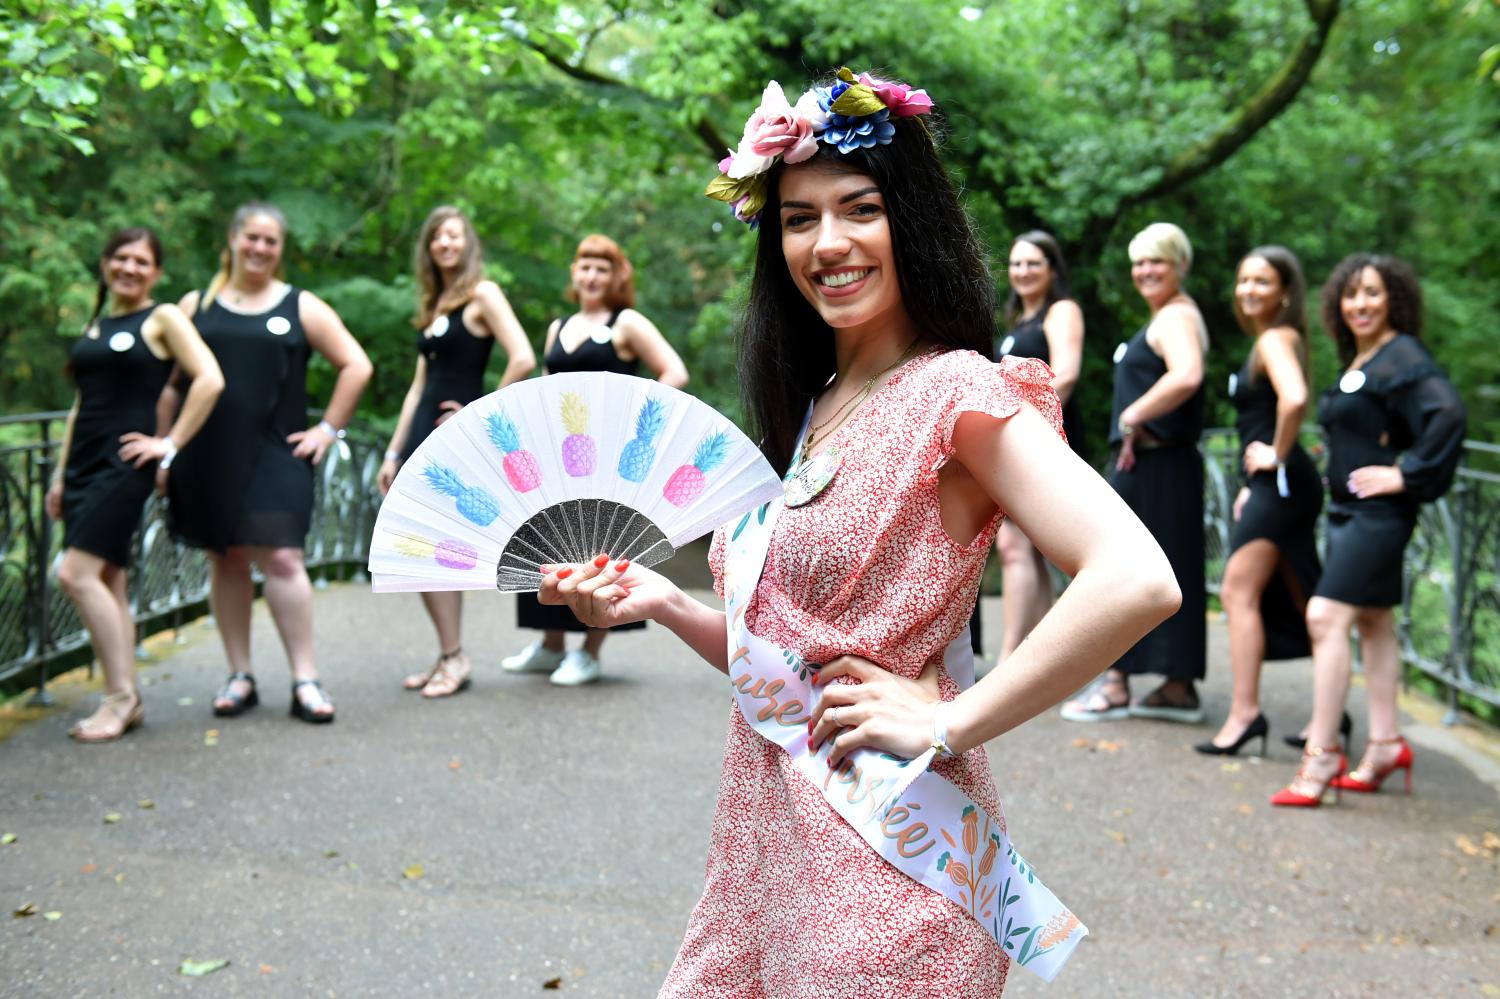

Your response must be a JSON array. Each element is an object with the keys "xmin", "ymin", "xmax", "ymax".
[
  {"xmin": 1201, "ymin": 429, "xmax": 1500, "ymax": 719},
  {"xmin": 4, "ymin": 414, "xmax": 1497, "ymax": 719},
  {"xmin": 0, "ymin": 411, "xmax": 384, "ymax": 700}
]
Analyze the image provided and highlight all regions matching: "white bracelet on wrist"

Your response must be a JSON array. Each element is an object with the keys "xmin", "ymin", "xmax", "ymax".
[
  {"xmin": 317, "ymin": 419, "xmax": 346, "ymax": 440},
  {"xmin": 384, "ymin": 449, "xmax": 400, "ymax": 462},
  {"xmin": 159, "ymin": 435, "xmax": 178, "ymax": 470},
  {"xmin": 931, "ymin": 702, "xmax": 956, "ymax": 757}
]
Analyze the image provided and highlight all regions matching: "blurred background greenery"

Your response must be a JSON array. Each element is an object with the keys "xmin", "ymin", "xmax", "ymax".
[{"xmin": 3, "ymin": 0, "xmax": 1496, "ymax": 454}]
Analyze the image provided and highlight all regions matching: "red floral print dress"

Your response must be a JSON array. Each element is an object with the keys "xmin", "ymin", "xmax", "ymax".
[{"xmin": 660, "ymin": 350, "xmax": 1065, "ymax": 999}]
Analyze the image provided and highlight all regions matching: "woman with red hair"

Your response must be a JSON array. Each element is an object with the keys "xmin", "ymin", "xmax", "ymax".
[{"xmin": 502, "ymin": 234, "xmax": 689, "ymax": 686}]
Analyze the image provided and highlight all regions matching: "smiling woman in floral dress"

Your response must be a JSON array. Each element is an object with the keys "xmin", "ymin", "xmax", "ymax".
[{"xmin": 538, "ymin": 69, "xmax": 1180, "ymax": 996}]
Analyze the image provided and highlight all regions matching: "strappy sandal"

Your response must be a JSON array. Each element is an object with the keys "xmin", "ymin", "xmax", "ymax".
[
  {"xmin": 212, "ymin": 672, "xmax": 259, "ymax": 718},
  {"xmin": 69, "ymin": 689, "xmax": 144, "ymax": 743},
  {"xmin": 421, "ymin": 650, "xmax": 472, "ymax": 699},
  {"xmin": 402, "ymin": 658, "xmax": 442, "ymax": 691},
  {"xmin": 1060, "ymin": 675, "xmax": 1130, "ymax": 722},
  {"xmin": 290, "ymin": 678, "xmax": 336, "ymax": 724}
]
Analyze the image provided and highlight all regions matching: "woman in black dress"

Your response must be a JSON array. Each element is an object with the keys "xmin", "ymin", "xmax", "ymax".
[
  {"xmin": 1196, "ymin": 246, "xmax": 1321, "ymax": 755},
  {"xmin": 1272, "ymin": 254, "xmax": 1465, "ymax": 807},
  {"xmin": 1062, "ymin": 222, "xmax": 1207, "ymax": 723},
  {"xmin": 168, "ymin": 203, "xmax": 373, "ymax": 723},
  {"xmin": 987, "ymin": 231, "xmax": 1085, "ymax": 662},
  {"xmin": 378, "ymin": 206, "xmax": 535, "ymax": 696},
  {"xmin": 502, "ymin": 234, "xmax": 688, "ymax": 686},
  {"xmin": 45, "ymin": 227, "xmax": 224, "ymax": 742}
]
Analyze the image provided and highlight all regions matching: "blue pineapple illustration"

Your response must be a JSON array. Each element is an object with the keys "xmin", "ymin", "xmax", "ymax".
[
  {"xmin": 617, "ymin": 397, "xmax": 667, "ymax": 483},
  {"xmin": 423, "ymin": 464, "xmax": 500, "ymax": 526}
]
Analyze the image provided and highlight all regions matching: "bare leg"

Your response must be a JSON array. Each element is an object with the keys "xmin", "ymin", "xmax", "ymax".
[
  {"xmin": 542, "ymin": 629, "xmax": 566, "ymax": 653},
  {"xmin": 1212, "ymin": 539, "xmax": 1279, "ymax": 746},
  {"xmin": 209, "ymin": 548, "xmax": 257, "ymax": 710},
  {"xmin": 420, "ymin": 590, "xmax": 463, "ymax": 654},
  {"xmin": 58, "ymin": 550, "xmax": 142, "ymax": 736},
  {"xmin": 996, "ymin": 521, "xmax": 1053, "ymax": 661},
  {"xmin": 582, "ymin": 629, "xmax": 607, "ymax": 658},
  {"xmin": 1354, "ymin": 607, "xmax": 1406, "ymax": 770},
  {"xmin": 254, "ymin": 546, "xmax": 333, "ymax": 717},
  {"xmin": 1288, "ymin": 596, "xmax": 1360, "ymax": 791}
]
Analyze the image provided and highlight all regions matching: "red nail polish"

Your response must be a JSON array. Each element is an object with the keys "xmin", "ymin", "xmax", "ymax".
[
  {"xmin": 593, "ymin": 554, "xmax": 609, "ymax": 568},
  {"xmin": 556, "ymin": 568, "xmax": 573, "ymax": 579},
  {"xmin": 614, "ymin": 560, "xmax": 630, "ymax": 573},
  {"xmin": 806, "ymin": 738, "xmax": 813, "ymax": 750}
]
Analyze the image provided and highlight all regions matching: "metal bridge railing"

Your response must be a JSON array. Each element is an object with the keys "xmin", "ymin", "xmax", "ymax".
[
  {"xmin": 4, "ymin": 414, "xmax": 1497, "ymax": 719},
  {"xmin": 0, "ymin": 411, "xmax": 384, "ymax": 700}
]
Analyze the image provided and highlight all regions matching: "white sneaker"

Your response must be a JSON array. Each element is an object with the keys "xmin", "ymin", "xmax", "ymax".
[
  {"xmin": 549, "ymin": 650, "xmax": 602, "ymax": 686},
  {"xmin": 501, "ymin": 641, "xmax": 565, "ymax": 674}
]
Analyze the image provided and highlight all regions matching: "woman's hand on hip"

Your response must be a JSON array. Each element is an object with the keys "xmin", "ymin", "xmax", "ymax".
[{"xmin": 808, "ymin": 655, "xmax": 943, "ymax": 769}]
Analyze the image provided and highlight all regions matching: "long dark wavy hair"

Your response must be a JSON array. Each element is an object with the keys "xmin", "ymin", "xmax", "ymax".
[
  {"xmin": 1320, "ymin": 253, "xmax": 1423, "ymax": 366},
  {"xmin": 1003, "ymin": 230, "xmax": 1071, "ymax": 329},
  {"xmin": 739, "ymin": 81, "xmax": 995, "ymax": 474}
]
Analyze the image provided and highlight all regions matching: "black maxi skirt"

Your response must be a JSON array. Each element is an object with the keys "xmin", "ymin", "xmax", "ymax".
[
  {"xmin": 1110, "ymin": 443, "xmax": 1206, "ymax": 681},
  {"xmin": 1228, "ymin": 445, "xmax": 1322, "ymax": 660}
]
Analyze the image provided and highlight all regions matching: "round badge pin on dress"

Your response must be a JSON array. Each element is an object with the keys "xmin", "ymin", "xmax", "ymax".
[
  {"xmin": 1228, "ymin": 372, "xmax": 1238, "ymax": 396},
  {"xmin": 108, "ymin": 331, "xmax": 136, "ymax": 352},
  {"xmin": 1113, "ymin": 342, "xmax": 1128, "ymax": 363},
  {"xmin": 590, "ymin": 323, "xmax": 615, "ymax": 345},
  {"xmin": 997, "ymin": 334, "xmax": 1015, "ymax": 357},
  {"xmin": 783, "ymin": 446, "xmax": 842, "ymax": 508},
  {"xmin": 429, "ymin": 314, "xmax": 449, "ymax": 338},
  {"xmin": 1339, "ymin": 369, "xmax": 1366, "ymax": 393},
  {"xmin": 266, "ymin": 316, "xmax": 291, "ymax": 336}
]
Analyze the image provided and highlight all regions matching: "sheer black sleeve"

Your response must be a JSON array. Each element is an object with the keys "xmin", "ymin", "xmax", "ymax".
[{"xmin": 1384, "ymin": 340, "xmax": 1467, "ymax": 502}]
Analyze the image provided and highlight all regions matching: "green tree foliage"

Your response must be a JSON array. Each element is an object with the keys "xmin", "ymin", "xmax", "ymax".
[{"xmin": 3, "ymin": 0, "xmax": 1495, "ymax": 447}]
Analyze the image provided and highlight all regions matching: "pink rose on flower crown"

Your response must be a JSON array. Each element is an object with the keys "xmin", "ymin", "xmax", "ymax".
[
  {"xmin": 857, "ymin": 73, "xmax": 934, "ymax": 116},
  {"xmin": 727, "ymin": 81, "xmax": 821, "ymax": 179}
]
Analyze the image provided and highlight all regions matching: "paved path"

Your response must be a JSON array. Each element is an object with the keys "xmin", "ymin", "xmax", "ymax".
[{"xmin": 3, "ymin": 579, "xmax": 1499, "ymax": 997}]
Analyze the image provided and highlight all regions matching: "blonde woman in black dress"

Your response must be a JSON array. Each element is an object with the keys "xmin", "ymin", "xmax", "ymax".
[
  {"xmin": 1196, "ymin": 246, "xmax": 1321, "ymax": 755},
  {"xmin": 379, "ymin": 206, "xmax": 535, "ymax": 696},
  {"xmin": 46, "ymin": 227, "xmax": 224, "ymax": 741},
  {"xmin": 502, "ymin": 234, "xmax": 688, "ymax": 686},
  {"xmin": 168, "ymin": 203, "xmax": 373, "ymax": 723},
  {"xmin": 1271, "ymin": 254, "xmax": 1465, "ymax": 806}
]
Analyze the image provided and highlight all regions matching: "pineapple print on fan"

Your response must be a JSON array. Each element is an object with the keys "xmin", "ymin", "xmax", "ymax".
[
  {"xmin": 559, "ymin": 392, "xmax": 596, "ymax": 476},
  {"xmin": 392, "ymin": 535, "xmax": 479, "ymax": 571},
  {"xmin": 663, "ymin": 431, "xmax": 730, "ymax": 507},
  {"xmin": 486, "ymin": 410, "xmax": 542, "ymax": 492},
  {"xmin": 422, "ymin": 465, "xmax": 500, "ymax": 527},
  {"xmin": 618, "ymin": 397, "xmax": 667, "ymax": 483}
]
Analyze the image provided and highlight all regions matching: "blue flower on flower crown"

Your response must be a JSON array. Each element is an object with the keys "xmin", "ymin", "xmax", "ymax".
[{"xmin": 817, "ymin": 83, "xmax": 897, "ymax": 154}]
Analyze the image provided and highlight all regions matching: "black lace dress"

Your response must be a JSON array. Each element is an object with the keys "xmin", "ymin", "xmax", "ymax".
[
  {"xmin": 61, "ymin": 306, "xmax": 173, "ymax": 567},
  {"xmin": 1228, "ymin": 351, "xmax": 1322, "ymax": 659},
  {"xmin": 1314, "ymin": 334, "xmax": 1465, "ymax": 607}
]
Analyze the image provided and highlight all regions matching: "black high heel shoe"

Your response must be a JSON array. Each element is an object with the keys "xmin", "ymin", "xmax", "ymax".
[
  {"xmin": 1282, "ymin": 711, "xmax": 1352, "ymax": 750},
  {"xmin": 1194, "ymin": 713, "xmax": 1269, "ymax": 756}
]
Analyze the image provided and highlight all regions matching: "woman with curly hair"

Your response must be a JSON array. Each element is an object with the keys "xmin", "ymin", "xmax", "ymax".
[{"xmin": 1271, "ymin": 253, "xmax": 1465, "ymax": 806}]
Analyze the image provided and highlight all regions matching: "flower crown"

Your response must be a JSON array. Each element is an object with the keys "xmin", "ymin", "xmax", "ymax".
[{"xmin": 705, "ymin": 67, "xmax": 934, "ymax": 227}]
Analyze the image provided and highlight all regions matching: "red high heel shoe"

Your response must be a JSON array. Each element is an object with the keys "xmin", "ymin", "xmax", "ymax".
[
  {"xmin": 1269, "ymin": 744, "xmax": 1347, "ymax": 808},
  {"xmin": 1332, "ymin": 736, "xmax": 1414, "ymax": 793}
]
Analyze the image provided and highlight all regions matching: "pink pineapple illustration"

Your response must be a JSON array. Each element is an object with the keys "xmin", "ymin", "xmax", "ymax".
[
  {"xmin": 663, "ymin": 431, "xmax": 730, "ymax": 507},
  {"xmin": 559, "ymin": 392, "xmax": 596, "ymax": 476},
  {"xmin": 485, "ymin": 409, "xmax": 541, "ymax": 493}
]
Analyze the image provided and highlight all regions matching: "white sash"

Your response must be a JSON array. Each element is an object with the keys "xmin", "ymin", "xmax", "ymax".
[{"xmin": 720, "ymin": 493, "xmax": 1087, "ymax": 981}]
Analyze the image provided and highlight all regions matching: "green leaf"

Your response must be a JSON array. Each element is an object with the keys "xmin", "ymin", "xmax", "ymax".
[
  {"xmin": 1, "ymin": 833, "xmax": 15, "ymax": 845},
  {"xmin": 360, "ymin": 0, "xmax": 376, "ymax": 24},
  {"xmin": 190, "ymin": 107, "xmax": 212, "ymax": 128},
  {"xmin": 829, "ymin": 83, "xmax": 883, "ymax": 118},
  {"xmin": 42, "ymin": 910, "xmax": 62, "ymax": 922},
  {"xmin": 38, "ymin": 44, "xmax": 75, "ymax": 67},
  {"xmin": 178, "ymin": 959, "xmax": 230, "ymax": 977},
  {"xmin": 247, "ymin": 0, "xmax": 272, "ymax": 30},
  {"xmin": 139, "ymin": 65, "xmax": 165, "ymax": 90}
]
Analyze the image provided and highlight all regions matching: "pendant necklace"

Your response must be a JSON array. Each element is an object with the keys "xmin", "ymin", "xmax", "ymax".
[{"xmin": 783, "ymin": 338, "xmax": 925, "ymax": 507}]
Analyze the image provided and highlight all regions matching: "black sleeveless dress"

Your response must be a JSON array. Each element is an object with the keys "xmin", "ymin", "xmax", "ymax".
[
  {"xmin": 1108, "ymin": 323, "xmax": 1206, "ymax": 681},
  {"xmin": 517, "ymin": 310, "xmax": 646, "ymax": 633},
  {"xmin": 1314, "ymin": 333, "xmax": 1465, "ymax": 607},
  {"xmin": 61, "ymin": 306, "xmax": 173, "ymax": 567},
  {"xmin": 1228, "ymin": 351, "xmax": 1322, "ymax": 659},
  {"xmin": 169, "ymin": 288, "xmax": 314, "ymax": 554},
  {"xmin": 399, "ymin": 304, "xmax": 495, "ymax": 463},
  {"xmin": 995, "ymin": 306, "xmax": 1086, "ymax": 456}
]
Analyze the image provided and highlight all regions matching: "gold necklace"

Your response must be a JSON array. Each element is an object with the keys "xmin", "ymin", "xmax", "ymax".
[{"xmin": 799, "ymin": 337, "xmax": 924, "ymax": 465}]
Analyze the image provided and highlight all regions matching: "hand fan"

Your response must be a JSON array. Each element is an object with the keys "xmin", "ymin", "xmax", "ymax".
[{"xmin": 369, "ymin": 371, "xmax": 783, "ymax": 593}]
